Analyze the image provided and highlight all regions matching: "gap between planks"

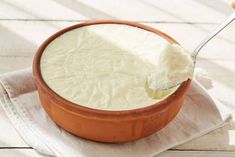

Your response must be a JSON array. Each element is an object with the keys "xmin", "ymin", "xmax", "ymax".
[
  {"xmin": 0, "ymin": 18, "xmax": 223, "ymax": 25},
  {"xmin": 0, "ymin": 147, "xmax": 234, "ymax": 151}
]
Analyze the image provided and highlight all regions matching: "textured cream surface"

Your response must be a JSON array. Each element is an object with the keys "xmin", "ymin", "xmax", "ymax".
[{"xmin": 40, "ymin": 24, "xmax": 175, "ymax": 110}]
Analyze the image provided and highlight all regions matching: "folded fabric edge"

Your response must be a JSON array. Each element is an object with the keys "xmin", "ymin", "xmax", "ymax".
[
  {"xmin": 0, "ymin": 78, "xmax": 56, "ymax": 156},
  {"xmin": 0, "ymin": 68, "xmax": 36, "ymax": 98},
  {"xmin": 194, "ymin": 79, "xmax": 233, "ymax": 121},
  {"xmin": 151, "ymin": 80, "xmax": 233, "ymax": 157}
]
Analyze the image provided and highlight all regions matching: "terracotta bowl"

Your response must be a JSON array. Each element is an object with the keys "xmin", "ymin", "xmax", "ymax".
[{"xmin": 33, "ymin": 20, "xmax": 191, "ymax": 143}]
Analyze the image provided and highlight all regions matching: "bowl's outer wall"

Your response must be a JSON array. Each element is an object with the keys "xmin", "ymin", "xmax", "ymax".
[
  {"xmin": 38, "ymin": 85, "xmax": 186, "ymax": 142},
  {"xmin": 33, "ymin": 20, "xmax": 191, "ymax": 143}
]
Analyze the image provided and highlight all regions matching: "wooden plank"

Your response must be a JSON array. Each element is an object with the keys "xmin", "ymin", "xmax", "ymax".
[
  {"xmin": 0, "ymin": 0, "xmax": 233, "ymax": 23},
  {"xmin": 0, "ymin": 21, "xmax": 77, "ymax": 57},
  {"xmin": 0, "ymin": 149, "xmax": 234, "ymax": 157},
  {"xmin": 175, "ymin": 122, "xmax": 235, "ymax": 151},
  {"xmin": 0, "ymin": 0, "xmax": 87, "ymax": 21},
  {"xmin": 0, "ymin": 149, "xmax": 46, "ymax": 157},
  {"xmin": 156, "ymin": 150, "xmax": 235, "ymax": 157},
  {"xmin": 1, "ymin": 21, "xmax": 235, "ymax": 60}
]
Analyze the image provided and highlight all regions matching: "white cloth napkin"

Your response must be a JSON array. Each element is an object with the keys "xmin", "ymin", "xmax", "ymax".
[{"xmin": 0, "ymin": 68, "xmax": 232, "ymax": 157}]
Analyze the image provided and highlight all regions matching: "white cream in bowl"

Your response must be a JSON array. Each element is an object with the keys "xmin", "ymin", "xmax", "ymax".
[{"xmin": 40, "ymin": 24, "xmax": 180, "ymax": 111}]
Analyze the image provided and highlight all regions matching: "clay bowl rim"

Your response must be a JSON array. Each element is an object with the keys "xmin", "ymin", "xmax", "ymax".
[{"xmin": 33, "ymin": 20, "xmax": 191, "ymax": 119}]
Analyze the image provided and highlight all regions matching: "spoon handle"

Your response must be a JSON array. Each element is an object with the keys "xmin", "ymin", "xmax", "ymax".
[{"xmin": 192, "ymin": 12, "xmax": 235, "ymax": 60}]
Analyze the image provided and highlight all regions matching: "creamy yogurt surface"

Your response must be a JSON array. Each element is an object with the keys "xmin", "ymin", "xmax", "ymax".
[{"xmin": 40, "ymin": 24, "xmax": 177, "ymax": 111}]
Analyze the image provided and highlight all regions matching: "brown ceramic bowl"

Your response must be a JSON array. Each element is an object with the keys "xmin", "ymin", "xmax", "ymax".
[{"xmin": 33, "ymin": 20, "xmax": 191, "ymax": 143}]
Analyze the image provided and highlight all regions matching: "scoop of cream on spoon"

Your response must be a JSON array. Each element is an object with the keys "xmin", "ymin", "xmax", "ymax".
[
  {"xmin": 146, "ymin": 9, "xmax": 235, "ymax": 99},
  {"xmin": 146, "ymin": 44, "xmax": 194, "ymax": 99}
]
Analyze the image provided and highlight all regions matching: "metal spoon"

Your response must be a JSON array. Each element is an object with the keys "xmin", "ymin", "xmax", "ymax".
[
  {"xmin": 192, "ymin": 11, "xmax": 235, "ymax": 62},
  {"xmin": 152, "ymin": 11, "xmax": 235, "ymax": 92}
]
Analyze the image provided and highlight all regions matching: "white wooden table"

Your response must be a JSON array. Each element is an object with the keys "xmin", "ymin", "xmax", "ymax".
[{"xmin": 1, "ymin": 0, "xmax": 235, "ymax": 156}]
